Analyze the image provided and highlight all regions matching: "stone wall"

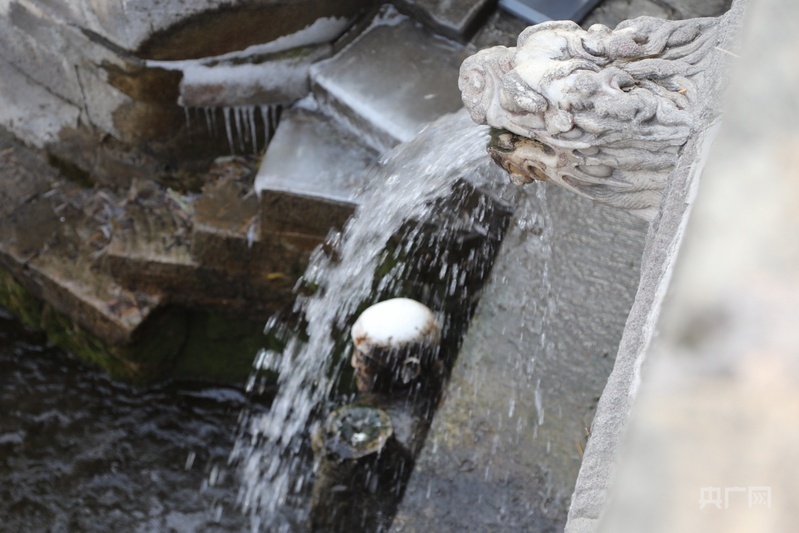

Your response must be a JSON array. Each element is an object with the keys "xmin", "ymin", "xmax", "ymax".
[
  {"xmin": 594, "ymin": 0, "xmax": 799, "ymax": 530},
  {"xmin": 0, "ymin": 0, "xmax": 375, "ymax": 189}
]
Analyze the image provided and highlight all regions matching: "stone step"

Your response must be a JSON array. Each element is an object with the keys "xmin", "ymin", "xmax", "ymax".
[
  {"xmin": 190, "ymin": 157, "xmax": 261, "ymax": 269},
  {"xmin": 105, "ymin": 183, "xmax": 302, "ymax": 320},
  {"xmin": 395, "ymin": 0, "xmax": 496, "ymax": 41},
  {"xmin": 0, "ymin": 183, "xmax": 163, "ymax": 346},
  {"xmin": 310, "ymin": 7, "xmax": 466, "ymax": 154},
  {"xmin": 255, "ymin": 104, "xmax": 378, "ymax": 237},
  {"xmin": 0, "ymin": 128, "xmax": 59, "ymax": 218},
  {"xmin": 0, "ymin": 55, "xmax": 81, "ymax": 152}
]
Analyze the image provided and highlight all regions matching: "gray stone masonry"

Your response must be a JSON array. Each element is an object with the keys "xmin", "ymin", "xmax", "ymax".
[
  {"xmin": 566, "ymin": 1, "xmax": 746, "ymax": 531},
  {"xmin": 598, "ymin": 0, "xmax": 799, "ymax": 531},
  {"xmin": 394, "ymin": 0, "xmax": 496, "ymax": 40},
  {"xmin": 310, "ymin": 8, "xmax": 466, "ymax": 153},
  {"xmin": 255, "ymin": 105, "xmax": 378, "ymax": 239}
]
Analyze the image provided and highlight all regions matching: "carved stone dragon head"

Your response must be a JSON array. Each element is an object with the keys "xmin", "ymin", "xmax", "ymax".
[{"xmin": 459, "ymin": 16, "xmax": 719, "ymax": 220}]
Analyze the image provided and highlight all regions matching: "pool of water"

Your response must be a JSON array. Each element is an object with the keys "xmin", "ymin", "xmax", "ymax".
[{"xmin": 0, "ymin": 306, "xmax": 257, "ymax": 532}]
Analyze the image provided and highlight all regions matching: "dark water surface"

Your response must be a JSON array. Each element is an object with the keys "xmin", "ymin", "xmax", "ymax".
[{"xmin": 0, "ymin": 307, "xmax": 252, "ymax": 532}]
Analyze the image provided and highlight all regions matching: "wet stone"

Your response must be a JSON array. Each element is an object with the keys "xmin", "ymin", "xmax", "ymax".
[
  {"xmin": 394, "ymin": 0, "xmax": 496, "ymax": 40},
  {"xmin": 310, "ymin": 11, "xmax": 466, "ymax": 153},
  {"xmin": 392, "ymin": 183, "xmax": 648, "ymax": 532},
  {"xmin": 178, "ymin": 44, "xmax": 333, "ymax": 108},
  {"xmin": 256, "ymin": 106, "xmax": 377, "ymax": 236},
  {"xmin": 469, "ymin": 7, "xmax": 530, "ymax": 49},
  {"xmin": 105, "ymin": 195, "xmax": 300, "ymax": 320},
  {"xmin": 105, "ymin": 201, "xmax": 198, "ymax": 292},
  {"xmin": 0, "ymin": 185, "xmax": 163, "ymax": 346},
  {"xmin": 191, "ymin": 165, "xmax": 260, "ymax": 271}
]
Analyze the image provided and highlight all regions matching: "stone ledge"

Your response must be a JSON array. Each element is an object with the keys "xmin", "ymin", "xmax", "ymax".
[{"xmin": 311, "ymin": 11, "xmax": 465, "ymax": 153}]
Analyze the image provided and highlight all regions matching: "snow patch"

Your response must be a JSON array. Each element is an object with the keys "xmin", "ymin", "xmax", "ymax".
[{"xmin": 351, "ymin": 298, "xmax": 440, "ymax": 351}]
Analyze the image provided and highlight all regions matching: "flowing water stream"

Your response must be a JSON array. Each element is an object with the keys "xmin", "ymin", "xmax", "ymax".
[
  {"xmin": 0, "ymin": 109, "xmax": 515, "ymax": 533},
  {"xmin": 0, "ymin": 308, "xmax": 253, "ymax": 532},
  {"xmin": 0, "ymin": 107, "xmax": 646, "ymax": 532},
  {"xmin": 230, "ymin": 110, "xmax": 515, "ymax": 531}
]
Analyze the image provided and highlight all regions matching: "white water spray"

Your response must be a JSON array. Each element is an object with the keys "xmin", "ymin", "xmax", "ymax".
[{"xmin": 230, "ymin": 110, "xmax": 505, "ymax": 530}]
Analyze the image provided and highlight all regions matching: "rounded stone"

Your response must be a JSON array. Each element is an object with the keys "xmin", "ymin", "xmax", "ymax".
[
  {"xmin": 350, "ymin": 298, "xmax": 439, "ymax": 354},
  {"xmin": 319, "ymin": 405, "xmax": 394, "ymax": 460}
]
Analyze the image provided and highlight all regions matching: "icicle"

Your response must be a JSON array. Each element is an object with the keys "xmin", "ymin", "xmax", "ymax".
[
  {"xmin": 204, "ymin": 107, "xmax": 214, "ymax": 136},
  {"xmin": 274, "ymin": 106, "xmax": 282, "ymax": 135},
  {"xmin": 234, "ymin": 107, "xmax": 246, "ymax": 152},
  {"xmin": 260, "ymin": 106, "xmax": 270, "ymax": 146},
  {"xmin": 223, "ymin": 107, "xmax": 235, "ymax": 154},
  {"xmin": 182, "ymin": 105, "xmax": 191, "ymax": 132},
  {"xmin": 248, "ymin": 106, "xmax": 258, "ymax": 153}
]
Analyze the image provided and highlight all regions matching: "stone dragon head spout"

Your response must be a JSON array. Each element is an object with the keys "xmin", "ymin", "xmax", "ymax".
[{"xmin": 459, "ymin": 16, "xmax": 719, "ymax": 220}]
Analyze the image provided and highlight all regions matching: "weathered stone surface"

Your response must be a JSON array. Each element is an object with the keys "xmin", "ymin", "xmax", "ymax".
[
  {"xmin": 393, "ymin": 180, "xmax": 648, "ymax": 532},
  {"xmin": 0, "ymin": 56, "xmax": 80, "ymax": 150},
  {"xmin": 0, "ymin": 266, "xmax": 187, "ymax": 382},
  {"xmin": 0, "ymin": 0, "xmax": 374, "ymax": 190},
  {"xmin": 564, "ymin": 2, "xmax": 747, "ymax": 531},
  {"xmin": 0, "ymin": 182, "xmax": 163, "ymax": 345},
  {"xmin": 0, "ymin": 5, "xmax": 213, "ymax": 188},
  {"xmin": 133, "ymin": 0, "xmax": 372, "ymax": 60},
  {"xmin": 0, "ymin": 130, "xmax": 57, "ymax": 218},
  {"xmin": 31, "ymin": 0, "xmax": 371, "ymax": 60},
  {"xmin": 395, "ymin": 0, "xmax": 495, "ymax": 40},
  {"xmin": 105, "ymin": 195, "xmax": 300, "ymax": 320},
  {"xmin": 460, "ymin": 15, "xmax": 722, "ymax": 220},
  {"xmin": 176, "ymin": 44, "xmax": 333, "ymax": 108},
  {"xmin": 256, "ymin": 105, "xmax": 377, "ymax": 236},
  {"xmin": 469, "ymin": 7, "xmax": 531, "ymax": 49},
  {"xmin": 0, "ymin": 131, "xmax": 184, "ymax": 381},
  {"xmin": 591, "ymin": 0, "xmax": 798, "ymax": 531},
  {"xmin": 191, "ymin": 162, "xmax": 260, "ymax": 270},
  {"xmin": 311, "ymin": 8, "xmax": 466, "ymax": 153}
]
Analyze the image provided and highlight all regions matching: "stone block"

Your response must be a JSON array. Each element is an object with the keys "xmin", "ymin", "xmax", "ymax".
[
  {"xmin": 0, "ymin": 186, "xmax": 164, "ymax": 346},
  {"xmin": 191, "ymin": 173, "xmax": 260, "ymax": 269},
  {"xmin": 394, "ymin": 0, "xmax": 496, "ymax": 40},
  {"xmin": 311, "ymin": 10, "xmax": 466, "ymax": 153},
  {"xmin": 177, "ymin": 44, "xmax": 333, "ymax": 108},
  {"xmin": 392, "ymin": 182, "xmax": 648, "ymax": 532},
  {"xmin": 0, "ymin": 0, "xmax": 375, "ymax": 188},
  {"xmin": 106, "ymin": 197, "xmax": 302, "ymax": 320},
  {"xmin": 260, "ymin": 191, "xmax": 356, "ymax": 238},
  {"xmin": 0, "ymin": 130, "xmax": 58, "ymax": 218},
  {"xmin": 256, "ymin": 106, "xmax": 378, "ymax": 236},
  {"xmin": 0, "ymin": 56, "xmax": 81, "ymax": 150},
  {"xmin": 27, "ymin": 0, "xmax": 371, "ymax": 58}
]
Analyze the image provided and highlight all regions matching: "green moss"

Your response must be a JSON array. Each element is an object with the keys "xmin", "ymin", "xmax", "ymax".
[
  {"xmin": 0, "ymin": 269, "xmax": 44, "ymax": 328},
  {"xmin": 38, "ymin": 303, "xmax": 188, "ymax": 383},
  {"xmin": 171, "ymin": 310, "xmax": 279, "ymax": 383},
  {"xmin": 0, "ymin": 266, "xmax": 189, "ymax": 383}
]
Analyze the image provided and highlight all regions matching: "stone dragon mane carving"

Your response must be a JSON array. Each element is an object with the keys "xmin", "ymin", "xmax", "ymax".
[{"xmin": 459, "ymin": 16, "xmax": 721, "ymax": 220}]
